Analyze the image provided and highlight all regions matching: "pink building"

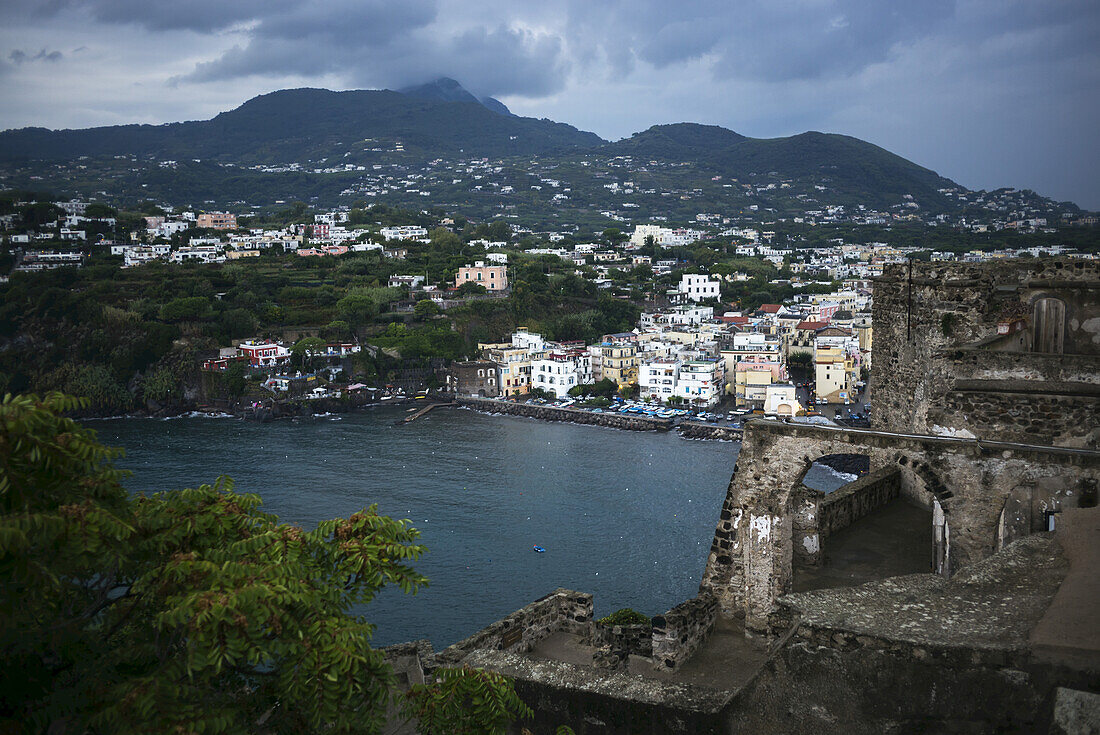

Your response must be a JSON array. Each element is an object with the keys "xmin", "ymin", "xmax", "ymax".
[{"xmin": 455, "ymin": 261, "xmax": 508, "ymax": 291}]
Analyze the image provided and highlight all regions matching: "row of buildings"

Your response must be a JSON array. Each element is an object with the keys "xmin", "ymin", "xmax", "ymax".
[{"xmin": 450, "ymin": 287, "xmax": 869, "ymax": 410}]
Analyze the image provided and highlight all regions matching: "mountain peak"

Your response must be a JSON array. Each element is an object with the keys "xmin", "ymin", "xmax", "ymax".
[{"xmin": 397, "ymin": 77, "xmax": 512, "ymax": 116}]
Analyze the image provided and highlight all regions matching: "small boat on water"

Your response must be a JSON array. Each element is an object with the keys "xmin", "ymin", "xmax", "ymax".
[{"xmin": 533, "ymin": 545, "xmax": 546, "ymax": 553}]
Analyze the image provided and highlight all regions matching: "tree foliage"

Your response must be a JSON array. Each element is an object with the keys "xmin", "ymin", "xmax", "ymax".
[
  {"xmin": 0, "ymin": 392, "xmax": 429, "ymax": 734},
  {"xmin": 402, "ymin": 666, "xmax": 532, "ymax": 735}
]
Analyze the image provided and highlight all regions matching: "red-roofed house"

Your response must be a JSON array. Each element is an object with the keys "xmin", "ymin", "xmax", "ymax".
[{"xmin": 787, "ymin": 320, "xmax": 832, "ymax": 356}]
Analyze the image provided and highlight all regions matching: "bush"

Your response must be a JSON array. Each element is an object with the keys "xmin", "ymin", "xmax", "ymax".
[{"xmin": 597, "ymin": 608, "xmax": 650, "ymax": 626}]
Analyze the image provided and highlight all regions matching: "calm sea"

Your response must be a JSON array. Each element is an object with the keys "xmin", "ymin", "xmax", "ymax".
[{"xmin": 91, "ymin": 406, "xmax": 742, "ymax": 648}]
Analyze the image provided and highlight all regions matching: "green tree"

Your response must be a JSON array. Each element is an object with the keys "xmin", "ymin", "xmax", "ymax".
[
  {"xmin": 292, "ymin": 336, "xmax": 326, "ymax": 369},
  {"xmin": 0, "ymin": 392, "xmax": 428, "ymax": 734},
  {"xmin": 223, "ymin": 359, "xmax": 248, "ymax": 397},
  {"xmin": 219, "ymin": 308, "xmax": 257, "ymax": 339},
  {"xmin": 322, "ymin": 320, "xmax": 352, "ymax": 341},
  {"xmin": 454, "ymin": 281, "xmax": 488, "ymax": 297},
  {"xmin": 158, "ymin": 296, "xmax": 211, "ymax": 322},
  {"xmin": 414, "ymin": 299, "xmax": 441, "ymax": 318},
  {"xmin": 401, "ymin": 666, "xmax": 532, "ymax": 735},
  {"xmin": 142, "ymin": 365, "xmax": 181, "ymax": 404}
]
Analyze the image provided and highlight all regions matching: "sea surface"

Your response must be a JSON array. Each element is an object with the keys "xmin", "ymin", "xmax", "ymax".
[{"xmin": 92, "ymin": 406, "xmax": 747, "ymax": 648}]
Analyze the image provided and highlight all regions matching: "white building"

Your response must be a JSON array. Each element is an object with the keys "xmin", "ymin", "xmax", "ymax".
[
  {"xmin": 170, "ymin": 245, "xmax": 224, "ymax": 264},
  {"xmin": 380, "ymin": 226, "xmax": 429, "ymax": 241},
  {"xmin": 123, "ymin": 243, "xmax": 171, "ymax": 268},
  {"xmin": 678, "ymin": 274, "xmax": 721, "ymax": 302},
  {"xmin": 763, "ymin": 384, "xmax": 802, "ymax": 417},
  {"xmin": 531, "ymin": 350, "xmax": 590, "ymax": 399},
  {"xmin": 676, "ymin": 359, "xmax": 725, "ymax": 407},
  {"xmin": 639, "ymin": 358, "xmax": 679, "ymax": 402}
]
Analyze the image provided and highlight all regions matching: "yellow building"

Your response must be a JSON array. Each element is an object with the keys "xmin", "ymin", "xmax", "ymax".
[
  {"xmin": 482, "ymin": 344, "xmax": 533, "ymax": 397},
  {"xmin": 814, "ymin": 346, "xmax": 856, "ymax": 403},
  {"xmin": 600, "ymin": 343, "xmax": 638, "ymax": 387}
]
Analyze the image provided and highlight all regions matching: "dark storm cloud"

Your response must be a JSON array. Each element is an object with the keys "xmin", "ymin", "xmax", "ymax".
[
  {"xmin": 8, "ymin": 48, "xmax": 63, "ymax": 64},
  {"xmin": 564, "ymin": 0, "xmax": 956, "ymax": 82},
  {"xmin": 180, "ymin": 1, "xmax": 567, "ymax": 98}
]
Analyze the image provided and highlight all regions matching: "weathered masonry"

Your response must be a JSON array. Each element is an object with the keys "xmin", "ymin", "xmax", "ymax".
[
  {"xmin": 871, "ymin": 259, "xmax": 1100, "ymax": 448},
  {"xmin": 699, "ymin": 419, "xmax": 1100, "ymax": 631}
]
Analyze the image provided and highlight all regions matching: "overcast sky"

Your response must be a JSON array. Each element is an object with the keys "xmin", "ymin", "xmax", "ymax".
[{"xmin": 1, "ymin": 0, "xmax": 1097, "ymax": 208}]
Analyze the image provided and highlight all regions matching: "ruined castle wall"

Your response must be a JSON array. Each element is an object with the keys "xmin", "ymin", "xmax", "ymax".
[
  {"xmin": 700, "ymin": 420, "xmax": 1100, "ymax": 631},
  {"xmin": 870, "ymin": 259, "xmax": 1100, "ymax": 446},
  {"xmin": 817, "ymin": 466, "xmax": 902, "ymax": 538},
  {"xmin": 940, "ymin": 385, "xmax": 1100, "ymax": 447},
  {"xmin": 430, "ymin": 588, "xmax": 592, "ymax": 669}
]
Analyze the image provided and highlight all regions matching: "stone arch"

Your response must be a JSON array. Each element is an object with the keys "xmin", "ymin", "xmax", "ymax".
[
  {"xmin": 996, "ymin": 484, "xmax": 1033, "ymax": 551},
  {"xmin": 1031, "ymin": 295, "xmax": 1066, "ymax": 354}
]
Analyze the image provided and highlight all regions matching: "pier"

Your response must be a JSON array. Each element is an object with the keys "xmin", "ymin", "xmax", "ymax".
[{"xmin": 396, "ymin": 401, "xmax": 455, "ymax": 425}]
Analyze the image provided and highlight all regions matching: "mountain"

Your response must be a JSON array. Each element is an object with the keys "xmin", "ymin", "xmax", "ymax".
[
  {"xmin": 397, "ymin": 77, "xmax": 514, "ymax": 116},
  {"xmin": 606, "ymin": 123, "xmax": 956, "ymax": 206},
  {"xmin": 0, "ymin": 86, "xmax": 1021, "ymax": 218},
  {"xmin": 0, "ymin": 87, "xmax": 599, "ymax": 163},
  {"xmin": 610, "ymin": 123, "xmax": 748, "ymax": 159}
]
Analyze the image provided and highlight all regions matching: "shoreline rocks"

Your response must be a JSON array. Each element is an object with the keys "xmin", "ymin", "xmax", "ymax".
[{"xmin": 457, "ymin": 397, "xmax": 672, "ymax": 432}]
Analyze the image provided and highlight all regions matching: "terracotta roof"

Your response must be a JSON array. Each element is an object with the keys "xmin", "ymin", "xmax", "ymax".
[
  {"xmin": 757, "ymin": 304, "xmax": 782, "ymax": 313},
  {"xmin": 796, "ymin": 320, "xmax": 830, "ymax": 330}
]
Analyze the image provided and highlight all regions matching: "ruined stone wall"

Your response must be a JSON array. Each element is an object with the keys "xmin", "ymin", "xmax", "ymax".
[
  {"xmin": 719, "ymin": 534, "xmax": 1093, "ymax": 734},
  {"xmin": 430, "ymin": 588, "xmax": 593, "ymax": 669},
  {"xmin": 940, "ymin": 384, "xmax": 1100, "ymax": 447},
  {"xmin": 699, "ymin": 420, "xmax": 1100, "ymax": 631},
  {"xmin": 457, "ymin": 398, "xmax": 672, "ymax": 431},
  {"xmin": 817, "ymin": 466, "xmax": 902, "ymax": 538},
  {"xmin": 870, "ymin": 259, "xmax": 1100, "ymax": 445},
  {"xmin": 651, "ymin": 595, "xmax": 719, "ymax": 672},
  {"xmin": 592, "ymin": 622, "xmax": 653, "ymax": 659}
]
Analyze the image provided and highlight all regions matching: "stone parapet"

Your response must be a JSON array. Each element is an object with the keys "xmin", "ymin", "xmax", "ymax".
[
  {"xmin": 651, "ymin": 595, "xmax": 719, "ymax": 672},
  {"xmin": 462, "ymin": 649, "xmax": 733, "ymax": 735},
  {"xmin": 592, "ymin": 621, "xmax": 653, "ymax": 659},
  {"xmin": 429, "ymin": 588, "xmax": 592, "ymax": 670}
]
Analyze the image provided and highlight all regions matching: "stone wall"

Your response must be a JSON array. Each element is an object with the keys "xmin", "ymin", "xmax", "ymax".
[
  {"xmin": 462, "ymin": 649, "xmax": 732, "ymax": 735},
  {"xmin": 870, "ymin": 259, "xmax": 1100, "ymax": 446},
  {"xmin": 938, "ymin": 382, "xmax": 1100, "ymax": 448},
  {"xmin": 457, "ymin": 398, "xmax": 672, "ymax": 431},
  {"xmin": 430, "ymin": 588, "xmax": 592, "ymax": 669},
  {"xmin": 816, "ymin": 466, "xmax": 902, "ymax": 538},
  {"xmin": 651, "ymin": 594, "xmax": 719, "ymax": 672}
]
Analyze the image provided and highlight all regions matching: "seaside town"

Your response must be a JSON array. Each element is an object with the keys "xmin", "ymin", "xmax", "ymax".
[
  {"xmin": 3, "ymin": 195, "xmax": 1095, "ymax": 426},
  {"xmin": 3, "ymin": 0, "xmax": 1100, "ymax": 728}
]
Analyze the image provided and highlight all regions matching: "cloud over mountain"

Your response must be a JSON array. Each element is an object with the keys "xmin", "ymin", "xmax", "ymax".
[{"xmin": 0, "ymin": 0, "xmax": 1097, "ymax": 207}]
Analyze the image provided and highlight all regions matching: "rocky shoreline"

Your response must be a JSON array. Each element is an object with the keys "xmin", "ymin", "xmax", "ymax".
[{"xmin": 456, "ymin": 397, "xmax": 673, "ymax": 432}]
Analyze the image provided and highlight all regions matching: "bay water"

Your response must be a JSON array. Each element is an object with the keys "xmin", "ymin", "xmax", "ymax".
[{"xmin": 92, "ymin": 406, "xmax": 741, "ymax": 648}]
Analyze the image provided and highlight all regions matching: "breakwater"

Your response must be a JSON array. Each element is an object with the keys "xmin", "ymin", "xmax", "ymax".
[
  {"xmin": 677, "ymin": 421, "xmax": 744, "ymax": 441},
  {"xmin": 457, "ymin": 398, "xmax": 672, "ymax": 431}
]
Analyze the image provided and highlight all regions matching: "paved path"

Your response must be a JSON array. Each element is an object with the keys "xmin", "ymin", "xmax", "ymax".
[{"xmin": 1030, "ymin": 505, "xmax": 1100, "ymax": 672}]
